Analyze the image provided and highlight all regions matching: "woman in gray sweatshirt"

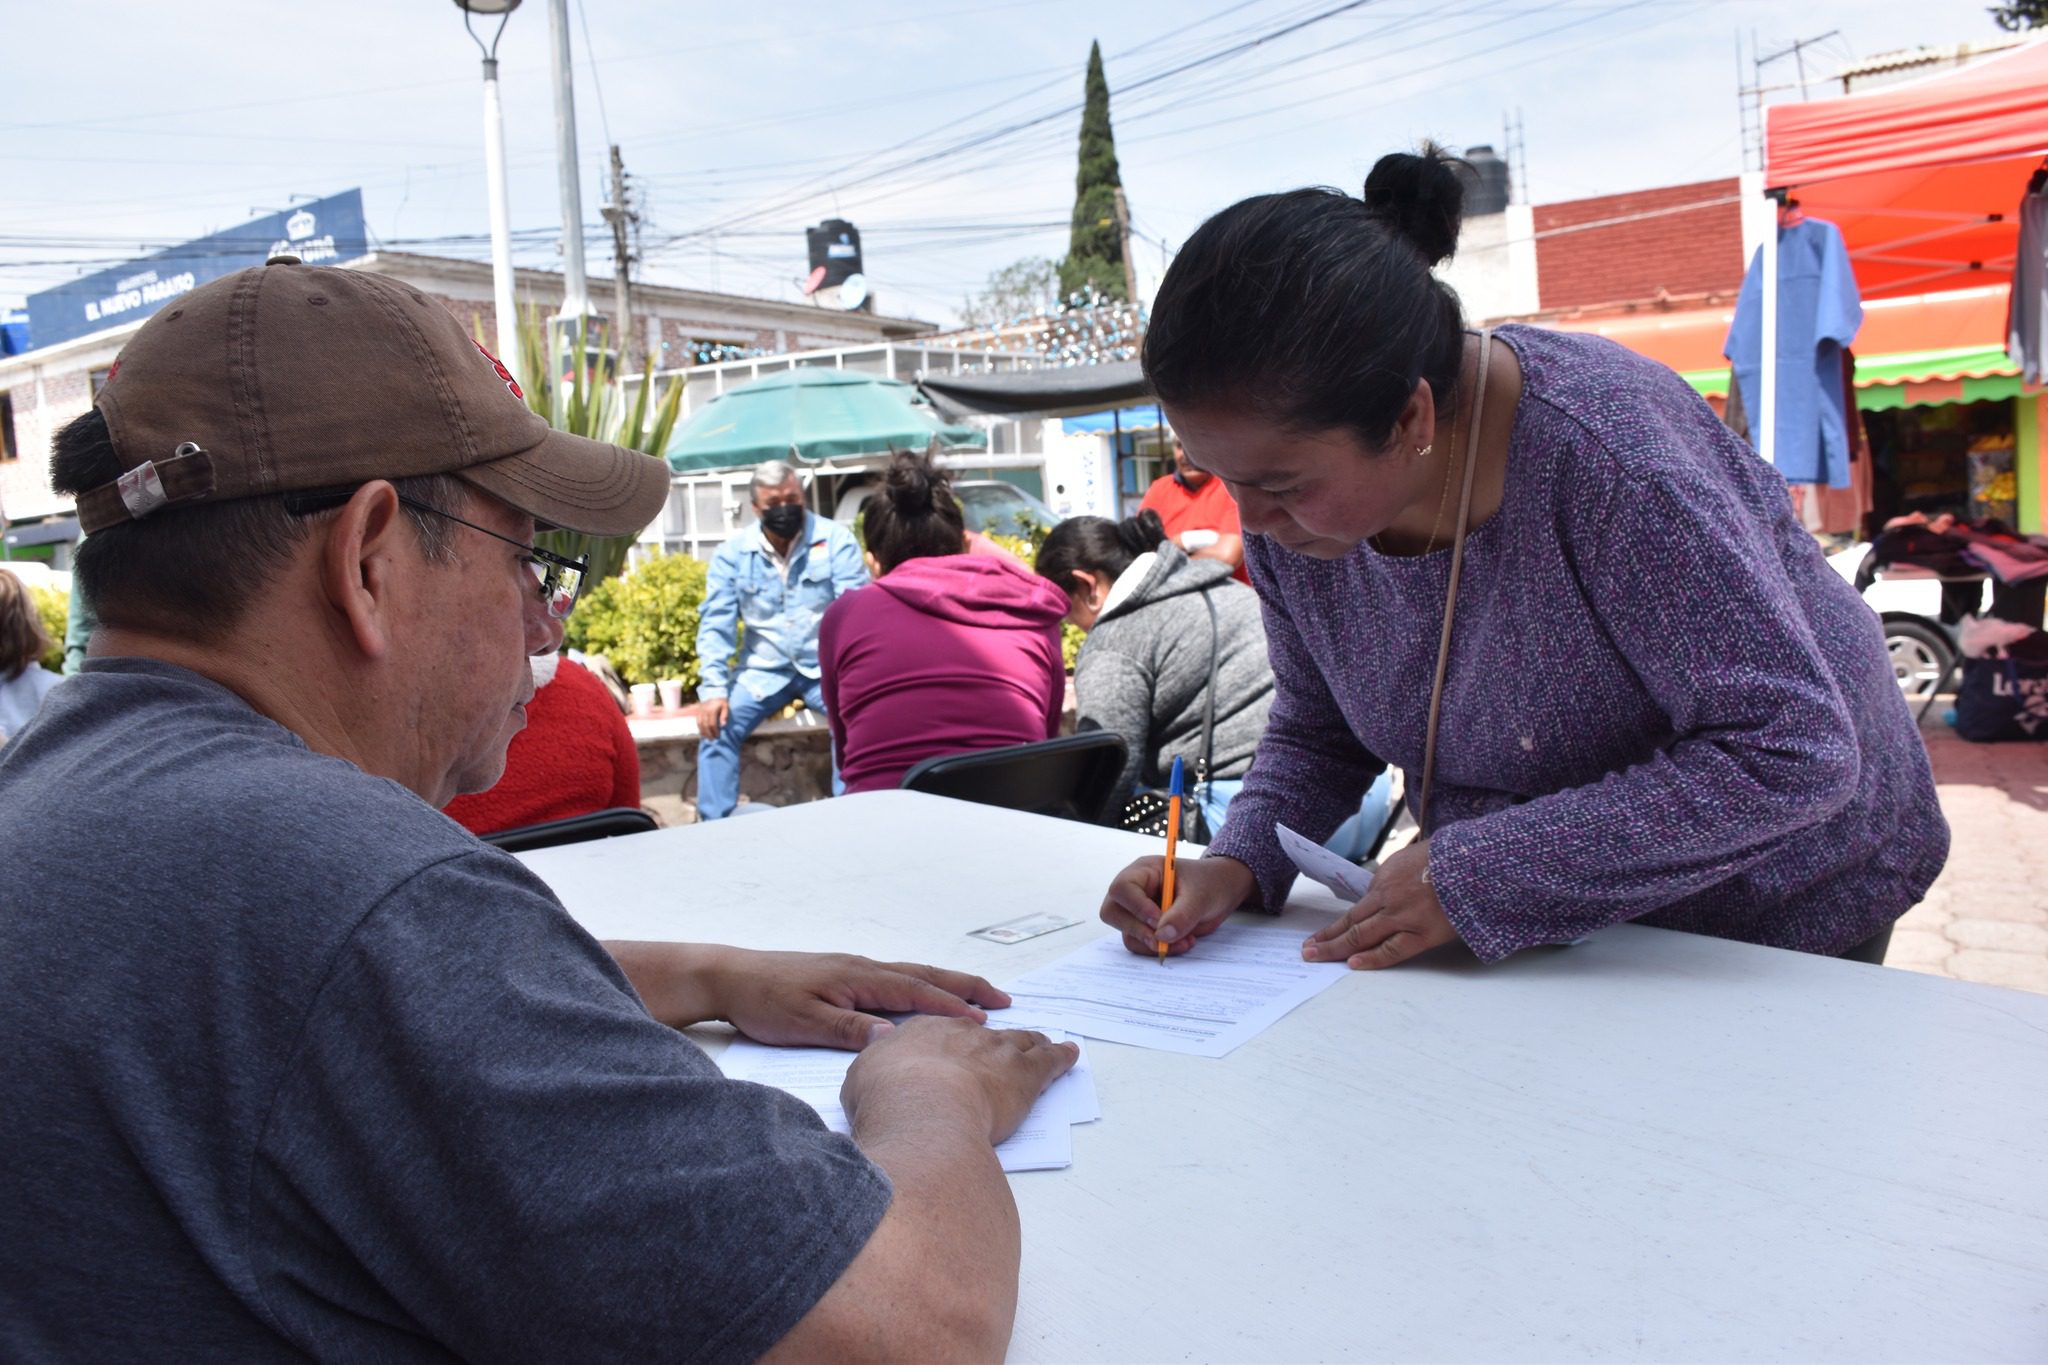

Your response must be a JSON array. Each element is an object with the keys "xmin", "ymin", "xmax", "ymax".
[{"xmin": 1037, "ymin": 510, "xmax": 1394, "ymax": 845}]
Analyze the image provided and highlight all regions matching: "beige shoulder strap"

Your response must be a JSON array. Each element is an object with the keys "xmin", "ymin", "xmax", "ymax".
[{"xmin": 1415, "ymin": 329, "xmax": 1491, "ymax": 837}]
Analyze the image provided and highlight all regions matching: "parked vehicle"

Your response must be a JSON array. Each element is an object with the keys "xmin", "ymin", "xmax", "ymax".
[
  {"xmin": 1826, "ymin": 542, "xmax": 1957, "ymax": 698},
  {"xmin": 952, "ymin": 481, "xmax": 1061, "ymax": 539},
  {"xmin": 833, "ymin": 478, "xmax": 1061, "ymax": 540}
]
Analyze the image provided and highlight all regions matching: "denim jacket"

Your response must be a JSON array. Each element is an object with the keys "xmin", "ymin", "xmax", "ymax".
[{"xmin": 695, "ymin": 513, "xmax": 867, "ymax": 700}]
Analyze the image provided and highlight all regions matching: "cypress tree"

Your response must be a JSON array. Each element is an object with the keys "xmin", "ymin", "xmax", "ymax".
[{"xmin": 1058, "ymin": 40, "xmax": 1129, "ymax": 303}]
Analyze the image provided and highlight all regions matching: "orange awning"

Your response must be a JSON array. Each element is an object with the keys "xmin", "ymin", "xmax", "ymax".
[{"xmin": 1548, "ymin": 285, "xmax": 2012, "ymax": 378}]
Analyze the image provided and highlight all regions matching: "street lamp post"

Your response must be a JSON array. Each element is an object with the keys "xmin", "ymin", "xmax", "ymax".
[{"xmin": 454, "ymin": 0, "xmax": 523, "ymax": 381}]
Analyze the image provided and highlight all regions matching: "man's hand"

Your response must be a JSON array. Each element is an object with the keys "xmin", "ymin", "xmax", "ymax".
[
  {"xmin": 1187, "ymin": 531, "xmax": 1245, "ymax": 573},
  {"xmin": 694, "ymin": 697, "xmax": 730, "ymax": 739},
  {"xmin": 1098, "ymin": 854, "xmax": 1257, "ymax": 957},
  {"xmin": 1301, "ymin": 839, "xmax": 1461, "ymax": 969},
  {"xmin": 605, "ymin": 943, "xmax": 1012, "ymax": 1050},
  {"xmin": 843, "ymin": 1016, "xmax": 1077, "ymax": 1146}
]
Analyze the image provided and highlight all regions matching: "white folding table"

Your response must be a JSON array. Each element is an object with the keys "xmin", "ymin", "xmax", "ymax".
[{"xmin": 519, "ymin": 790, "xmax": 2048, "ymax": 1363}]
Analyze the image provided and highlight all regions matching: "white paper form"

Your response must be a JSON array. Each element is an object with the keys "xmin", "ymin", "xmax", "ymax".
[
  {"xmin": 1276, "ymin": 821, "xmax": 1373, "ymax": 903},
  {"xmin": 999, "ymin": 920, "xmax": 1348, "ymax": 1058},
  {"xmin": 717, "ymin": 1031, "xmax": 1090, "ymax": 1172}
]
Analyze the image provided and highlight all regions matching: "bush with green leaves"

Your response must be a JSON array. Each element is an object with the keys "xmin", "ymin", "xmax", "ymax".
[
  {"xmin": 28, "ymin": 585, "xmax": 67, "ymax": 673},
  {"xmin": 563, "ymin": 552, "xmax": 710, "ymax": 689}
]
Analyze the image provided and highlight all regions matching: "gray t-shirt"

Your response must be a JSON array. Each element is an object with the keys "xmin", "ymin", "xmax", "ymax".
[{"xmin": 0, "ymin": 658, "xmax": 890, "ymax": 1361}]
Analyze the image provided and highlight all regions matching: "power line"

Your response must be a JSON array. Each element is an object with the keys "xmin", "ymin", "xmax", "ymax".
[{"xmin": 665, "ymin": 0, "xmax": 1385, "ymax": 246}]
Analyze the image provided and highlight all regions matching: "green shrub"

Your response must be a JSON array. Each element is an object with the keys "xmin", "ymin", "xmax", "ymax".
[
  {"xmin": 28, "ymin": 586, "xmax": 67, "ymax": 673},
  {"xmin": 563, "ymin": 552, "xmax": 710, "ymax": 689}
]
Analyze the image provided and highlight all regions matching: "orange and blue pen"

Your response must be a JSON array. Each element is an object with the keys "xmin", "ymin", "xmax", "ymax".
[{"xmin": 1157, "ymin": 756, "xmax": 1184, "ymax": 965}]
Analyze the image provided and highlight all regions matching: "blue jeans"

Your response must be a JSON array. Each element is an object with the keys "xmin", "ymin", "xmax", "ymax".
[
  {"xmin": 1200, "ymin": 770, "xmax": 1396, "ymax": 860},
  {"xmin": 695, "ymin": 673, "xmax": 835, "ymax": 821}
]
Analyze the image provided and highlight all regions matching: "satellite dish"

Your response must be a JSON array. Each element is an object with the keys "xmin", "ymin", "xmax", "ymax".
[
  {"xmin": 837, "ymin": 273, "xmax": 869, "ymax": 310},
  {"xmin": 801, "ymin": 265, "xmax": 827, "ymax": 296}
]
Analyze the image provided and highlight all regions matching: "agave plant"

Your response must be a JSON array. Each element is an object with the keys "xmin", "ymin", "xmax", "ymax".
[{"xmin": 477, "ymin": 305, "xmax": 683, "ymax": 586}]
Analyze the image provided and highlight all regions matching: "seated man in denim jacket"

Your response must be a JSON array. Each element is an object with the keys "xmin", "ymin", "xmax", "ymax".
[{"xmin": 693, "ymin": 460, "xmax": 867, "ymax": 818}]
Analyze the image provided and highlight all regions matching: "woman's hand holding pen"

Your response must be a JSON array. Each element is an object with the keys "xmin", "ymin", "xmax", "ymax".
[
  {"xmin": 1099, "ymin": 855, "xmax": 1257, "ymax": 958},
  {"xmin": 1301, "ymin": 839, "xmax": 1460, "ymax": 969}
]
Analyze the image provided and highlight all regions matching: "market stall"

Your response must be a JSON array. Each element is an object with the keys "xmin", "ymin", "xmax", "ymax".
[{"xmin": 1759, "ymin": 38, "xmax": 2048, "ymax": 533}]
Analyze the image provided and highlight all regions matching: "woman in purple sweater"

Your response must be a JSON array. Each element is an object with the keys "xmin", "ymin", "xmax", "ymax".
[
  {"xmin": 820, "ymin": 451, "xmax": 1068, "ymax": 794},
  {"xmin": 1101, "ymin": 148, "xmax": 1949, "ymax": 970}
]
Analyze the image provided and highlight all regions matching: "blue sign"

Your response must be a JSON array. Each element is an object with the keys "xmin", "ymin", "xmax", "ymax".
[{"xmin": 23, "ymin": 189, "xmax": 368, "ymax": 351}]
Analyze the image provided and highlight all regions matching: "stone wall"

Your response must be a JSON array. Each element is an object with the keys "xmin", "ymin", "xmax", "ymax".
[
  {"xmin": 635, "ymin": 679, "xmax": 1078, "ymax": 824},
  {"xmin": 636, "ymin": 716, "xmax": 834, "ymax": 824}
]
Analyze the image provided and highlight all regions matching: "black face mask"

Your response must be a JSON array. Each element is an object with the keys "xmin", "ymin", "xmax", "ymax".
[{"xmin": 759, "ymin": 504, "xmax": 805, "ymax": 539}]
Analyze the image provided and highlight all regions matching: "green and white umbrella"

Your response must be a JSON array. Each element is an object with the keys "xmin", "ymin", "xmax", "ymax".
[{"xmin": 665, "ymin": 368, "xmax": 987, "ymax": 474}]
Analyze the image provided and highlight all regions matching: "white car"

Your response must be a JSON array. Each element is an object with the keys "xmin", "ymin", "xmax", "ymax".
[
  {"xmin": 1825, "ymin": 542, "xmax": 1956, "ymax": 697},
  {"xmin": 0, "ymin": 561, "xmax": 71, "ymax": 595}
]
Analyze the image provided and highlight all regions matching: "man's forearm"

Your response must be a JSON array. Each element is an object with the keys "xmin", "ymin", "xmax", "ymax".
[{"xmin": 766, "ymin": 1091, "xmax": 1019, "ymax": 1360}]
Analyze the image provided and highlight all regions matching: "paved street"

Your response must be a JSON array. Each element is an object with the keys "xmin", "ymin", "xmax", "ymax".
[{"xmin": 1887, "ymin": 710, "xmax": 2048, "ymax": 994}]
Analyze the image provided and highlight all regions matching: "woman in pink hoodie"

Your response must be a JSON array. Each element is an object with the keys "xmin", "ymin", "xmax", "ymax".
[{"xmin": 820, "ymin": 451, "xmax": 1070, "ymax": 794}]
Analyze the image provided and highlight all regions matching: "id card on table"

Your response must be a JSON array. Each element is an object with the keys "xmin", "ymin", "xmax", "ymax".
[{"xmin": 969, "ymin": 912, "xmax": 1082, "ymax": 944}]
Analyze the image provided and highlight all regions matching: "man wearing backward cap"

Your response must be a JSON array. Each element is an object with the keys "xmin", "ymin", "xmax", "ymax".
[{"xmin": 0, "ymin": 260, "xmax": 1072, "ymax": 1360}]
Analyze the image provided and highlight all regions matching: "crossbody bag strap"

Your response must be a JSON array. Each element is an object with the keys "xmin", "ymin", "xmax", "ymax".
[
  {"xmin": 1195, "ymin": 586, "xmax": 1222, "ymax": 784},
  {"xmin": 1416, "ymin": 328, "xmax": 1492, "ymax": 838}
]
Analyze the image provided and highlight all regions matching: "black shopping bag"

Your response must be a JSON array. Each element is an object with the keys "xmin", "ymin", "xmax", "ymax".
[{"xmin": 1954, "ymin": 653, "xmax": 2048, "ymax": 742}]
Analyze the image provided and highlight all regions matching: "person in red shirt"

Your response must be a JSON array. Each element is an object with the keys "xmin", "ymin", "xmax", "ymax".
[
  {"xmin": 1137, "ymin": 440, "xmax": 1248, "ymax": 582},
  {"xmin": 444, "ymin": 654, "xmax": 642, "ymax": 835}
]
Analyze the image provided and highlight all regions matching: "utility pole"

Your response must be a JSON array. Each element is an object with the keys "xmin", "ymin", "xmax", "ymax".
[
  {"xmin": 1112, "ymin": 186, "xmax": 1138, "ymax": 304},
  {"xmin": 547, "ymin": 0, "xmax": 593, "ymax": 379},
  {"xmin": 601, "ymin": 145, "xmax": 638, "ymax": 373}
]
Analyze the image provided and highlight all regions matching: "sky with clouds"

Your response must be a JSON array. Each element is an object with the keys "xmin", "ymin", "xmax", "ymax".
[{"xmin": 0, "ymin": 0, "xmax": 2005, "ymax": 327}]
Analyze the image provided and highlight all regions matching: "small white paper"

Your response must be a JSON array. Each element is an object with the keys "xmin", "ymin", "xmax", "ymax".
[
  {"xmin": 719, "ymin": 1026, "xmax": 1089, "ymax": 1173},
  {"xmin": 1276, "ymin": 821, "xmax": 1373, "ymax": 903}
]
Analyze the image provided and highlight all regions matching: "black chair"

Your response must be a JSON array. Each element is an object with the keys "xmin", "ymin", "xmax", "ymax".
[
  {"xmin": 898, "ymin": 731, "xmax": 1129, "ymax": 825},
  {"xmin": 480, "ymin": 806, "xmax": 659, "ymax": 854}
]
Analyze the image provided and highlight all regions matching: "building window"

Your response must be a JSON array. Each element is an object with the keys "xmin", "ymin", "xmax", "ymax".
[
  {"xmin": 655, "ymin": 478, "xmax": 737, "ymax": 560},
  {"xmin": 89, "ymin": 368, "xmax": 113, "ymax": 400},
  {"xmin": 0, "ymin": 390, "xmax": 15, "ymax": 462}
]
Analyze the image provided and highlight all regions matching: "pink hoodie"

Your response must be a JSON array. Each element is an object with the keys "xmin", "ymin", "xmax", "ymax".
[{"xmin": 819, "ymin": 553, "xmax": 1069, "ymax": 794}]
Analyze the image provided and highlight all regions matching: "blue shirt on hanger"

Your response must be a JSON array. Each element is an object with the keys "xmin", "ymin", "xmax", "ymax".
[{"xmin": 1726, "ymin": 217, "xmax": 1863, "ymax": 488}]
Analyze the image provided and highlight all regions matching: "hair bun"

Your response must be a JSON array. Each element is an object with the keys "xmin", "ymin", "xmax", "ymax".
[
  {"xmin": 1361, "ymin": 144, "xmax": 1465, "ymax": 267},
  {"xmin": 1116, "ymin": 509, "xmax": 1168, "ymax": 556},
  {"xmin": 884, "ymin": 450, "xmax": 937, "ymax": 514}
]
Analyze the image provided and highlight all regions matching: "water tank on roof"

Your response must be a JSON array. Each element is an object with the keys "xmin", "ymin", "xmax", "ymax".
[
  {"xmin": 1457, "ymin": 145, "xmax": 1511, "ymax": 217},
  {"xmin": 806, "ymin": 219, "xmax": 864, "ymax": 288}
]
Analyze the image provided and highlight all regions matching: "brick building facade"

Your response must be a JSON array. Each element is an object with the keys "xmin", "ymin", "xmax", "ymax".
[
  {"xmin": 1531, "ymin": 178, "xmax": 1745, "ymax": 311},
  {"xmin": 1439, "ymin": 175, "xmax": 1753, "ymax": 326}
]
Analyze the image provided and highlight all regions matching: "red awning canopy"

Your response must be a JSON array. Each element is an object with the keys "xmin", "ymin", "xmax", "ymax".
[{"xmin": 1765, "ymin": 40, "xmax": 2048, "ymax": 300}]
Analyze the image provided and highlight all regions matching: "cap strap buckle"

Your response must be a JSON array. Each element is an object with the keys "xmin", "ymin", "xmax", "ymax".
[{"xmin": 77, "ymin": 442, "xmax": 218, "ymax": 534}]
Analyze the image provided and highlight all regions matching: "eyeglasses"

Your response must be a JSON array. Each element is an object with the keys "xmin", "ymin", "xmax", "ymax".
[{"xmin": 284, "ymin": 485, "xmax": 588, "ymax": 619}]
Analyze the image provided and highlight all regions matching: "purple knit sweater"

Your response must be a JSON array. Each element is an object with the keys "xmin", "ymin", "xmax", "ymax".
[{"xmin": 1206, "ymin": 325, "xmax": 1949, "ymax": 960}]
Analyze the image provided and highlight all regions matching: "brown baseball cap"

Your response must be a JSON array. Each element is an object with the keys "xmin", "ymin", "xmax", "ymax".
[{"xmin": 77, "ymin": 260, "xmax": 671, "ymax": 537}]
